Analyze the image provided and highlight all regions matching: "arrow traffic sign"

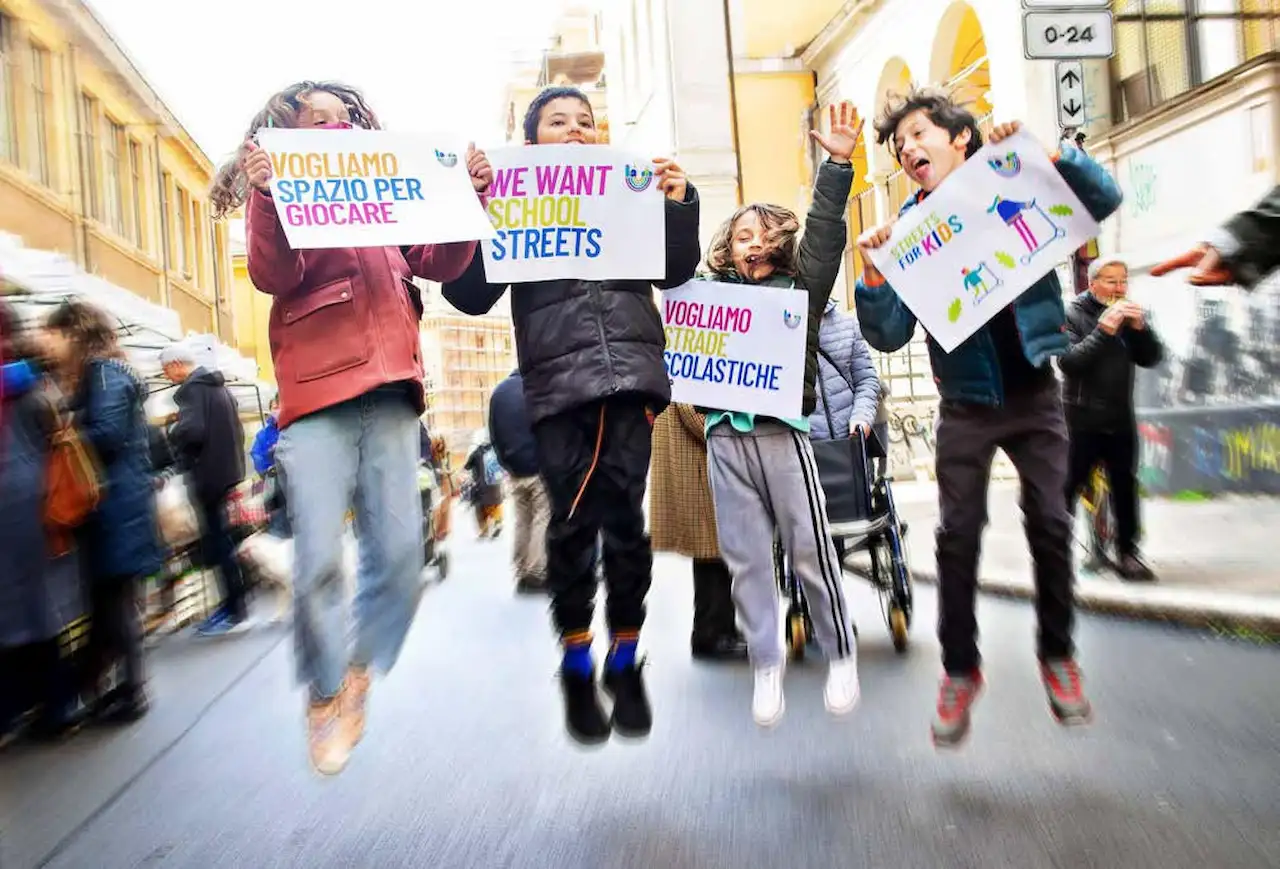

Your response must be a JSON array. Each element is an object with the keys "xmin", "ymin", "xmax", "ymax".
[
  {"xmin": 1055, "ymin": 60, "xmax": 1086, "ymax": 128},
  {"xmin": 1023, "ymin": 10, "xmax": 1115, "ymax": 59}
]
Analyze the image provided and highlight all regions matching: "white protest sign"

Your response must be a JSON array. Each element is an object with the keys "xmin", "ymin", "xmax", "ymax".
[
  {"xmin": 255, "ymin": 129, "xmax": 495, "ymax": 250},
  {"xmin": 867, "ymin": 130, "xmax": 1100, "ymax": 352},
  {"xmin": 482, "ymin": 145, "xmax": 665, "ymax": 283},
  {"xmin": 662, "ymin": 280, "xmax": 809, "ymax": 419}
]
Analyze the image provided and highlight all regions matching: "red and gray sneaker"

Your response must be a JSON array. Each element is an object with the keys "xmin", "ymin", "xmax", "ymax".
[
  {"xmin": 1041, "ymin": 658, "xmax": 1092, "ymax": 725},
  {"xmin": 931, "ymin": 670, "xmax": 984, "ymax": 748}
]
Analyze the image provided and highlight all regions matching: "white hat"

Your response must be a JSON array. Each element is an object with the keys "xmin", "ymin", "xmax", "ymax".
[{"xmin": 159, "ymin": 343, "xmax": 197, "ymax": 366}]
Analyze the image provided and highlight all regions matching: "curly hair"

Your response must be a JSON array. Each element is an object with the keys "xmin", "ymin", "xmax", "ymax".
[
  {"xmin": 873, "ymin": 85, "xmax": 983, "ymax": 163},
  {"xmin": 704, "ymin": 204, "xmax": 802, "ymax": 279},
  {"xmin": 209, "ymin": 81, "xmax": 382, "ymax": 219},
  {"xmin": 46, "ymin": 299, "xmax": 124, "ymax": 390}
]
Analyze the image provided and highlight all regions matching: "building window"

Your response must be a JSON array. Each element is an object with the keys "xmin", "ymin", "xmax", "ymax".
[
  {"xmin": 128, "ymin": 140, "xmax": 144, "ymax": 246},
  {"xmin": 26, "ymin": 43, "xmax": 52, "ymax": 185},
  {"xmin": 1112, "ymin": 0, "xmax": 1280, "ymax": 122},
  {"xmin": 0, "ymin": 14, "xmax": 16, "ymax": 164},
  {"xmin": 103, "ymin": 118, "xmax": 126, "ymax": 235},
  {"xmin": 80, "ymin": 94, "xmax": 99, "ymax": 219},
  {"xmin": 176, "ymin": 185, "xmax": 192, "ymax": 277}
]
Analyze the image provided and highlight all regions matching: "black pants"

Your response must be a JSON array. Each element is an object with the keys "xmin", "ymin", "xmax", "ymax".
[
  {"xmin": 691, "ymin": 558, "xmax": 737, "ymax": 642},
  {"xmin": 0, "ymin": 640, "xmax": 73, "ymax": 731},
  {"xmin": 199, "ymin": 494, "xmax": 247, "ymax": 621},
  {"xmin": 82, "ymin": 577, "xmax": 144, "ymax": 702},
  {"xmin": 935, "ymin": 382, "xmax": 1075, "ymax": 674},
  {"xmin": 533, "ymin": 397, "xmax": 654, "ymax": 637},
  {"xmin": 1065, "ymin": 426, "xmax": 1140, "ymax": 557}
]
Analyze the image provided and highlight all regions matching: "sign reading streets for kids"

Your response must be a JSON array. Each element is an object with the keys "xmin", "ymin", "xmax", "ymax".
[
  {"xmin": 256, "ymin": 129, "xmax": 496, "ymax": 249},
  {"xmin": 866, "ymin": 130, "xmax": 1100, "ymax": 353},
  {"xmin": 481, "ymin": 145, "xmax": 666, "ymax": 283}
]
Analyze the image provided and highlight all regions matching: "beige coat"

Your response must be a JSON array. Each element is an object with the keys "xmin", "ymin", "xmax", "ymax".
[{"xmin": 649, "ymin": 403, "xmax": 720, "ymax": 560}]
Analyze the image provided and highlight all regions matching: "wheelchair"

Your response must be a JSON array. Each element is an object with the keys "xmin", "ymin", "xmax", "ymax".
[{"xmin": 774, "ymin": 428, "xmax": 915, "ymax": 658}]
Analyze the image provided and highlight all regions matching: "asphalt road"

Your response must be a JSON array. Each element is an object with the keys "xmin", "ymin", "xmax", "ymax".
[{"xmin": 2, "ymin": 528, "xmax": 1278, "ymax": 869}]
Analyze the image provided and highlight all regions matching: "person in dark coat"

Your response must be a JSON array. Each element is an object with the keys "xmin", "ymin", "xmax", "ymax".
[
  {"xmin": 45, "ymin": 300, "xmax": 161, "ymax": 723},
  {"xmin": 442, "ymin": 85, "xmax": 700, "ymax": 745},
  {"xmin": 1060, "ymin": 257, "xmax": 1163, "ymax": 581},
  {"xmin": 464, "ymin": 429, "xmax": 504, "ymax": 538},
  {"xmin": 0, "ymin": 303, "xmax": 81, "ymax": 740},
  {"xmin": 489, "ymin": 370, "xmax": 550, "ymax": 594},
  {"xmin": 162, "ymin": 342, "xmax": 248, "ymax": 635}
]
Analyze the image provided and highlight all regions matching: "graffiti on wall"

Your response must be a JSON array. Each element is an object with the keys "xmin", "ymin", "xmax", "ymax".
[{"xmin": 1133, "ymin": 269, "xmax": 1280, "ymax": 493}]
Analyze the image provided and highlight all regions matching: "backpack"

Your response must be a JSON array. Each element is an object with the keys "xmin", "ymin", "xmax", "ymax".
[
  {"xmin": 44, "ymin": 418, "xmax": 102, "ymax": 556},
  {"xmin": 481, "ymin": 446, "xmax": 502, "ymax": 487}
]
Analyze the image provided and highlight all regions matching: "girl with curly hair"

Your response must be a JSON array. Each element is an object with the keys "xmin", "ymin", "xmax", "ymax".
[{"xmin": 212, "ymin": 81, "xmax": 493, "ymax": 775}]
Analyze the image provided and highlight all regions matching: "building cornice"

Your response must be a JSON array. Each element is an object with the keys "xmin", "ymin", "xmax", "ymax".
[
  {"xmin": 51, "ymin": 0, "xmax": 215, "ymax": 174},
  {"xmin": 800, "ymin": 0, "xmax": 886, "ymax": 70},
  {"xmin": 733, "ymin": 56, "xmax": 806, "ymax": 74}
]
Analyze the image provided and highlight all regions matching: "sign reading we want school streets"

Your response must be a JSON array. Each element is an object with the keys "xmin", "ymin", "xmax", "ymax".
[
  {"xmin": 481, "ymin": 145, "xmax": 665, "ymax": 283},
  {"xmin": 662, "ymin": 281, "xmax": 809, "ymax": 419},
  {"xmin": 866, "ymin": 130, "xmax": 1100, "ymax": 353}
]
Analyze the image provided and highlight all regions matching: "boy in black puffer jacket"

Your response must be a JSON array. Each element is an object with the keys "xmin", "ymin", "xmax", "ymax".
[{"xmin": 443, "ymin": 86, "xmax": 700, "ymax": 746}]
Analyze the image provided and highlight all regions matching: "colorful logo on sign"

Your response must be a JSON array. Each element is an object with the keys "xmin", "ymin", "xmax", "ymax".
[
  {"xmin": 987, "ymin": 152, "xmax": 1022, "ymax": 178},
  {"xmin": 435, "ymin": 149, "xmax": 458, "ymax": 168},
  {"xmin": 624, "ymin": 165, "xmax": 653, "ymax": 192},
  {"xmin": 783, "ymin": 310, "xmax": 803, "ymax": 329}
]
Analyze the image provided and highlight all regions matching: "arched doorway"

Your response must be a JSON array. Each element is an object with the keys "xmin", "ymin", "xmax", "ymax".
[
  {"xmin": 930, "ymin": 2, "xmax": 994, "ymax": 137},
  {"xmin": 872, "ymin": 57, "xmax": 916, "ymax": 218}
]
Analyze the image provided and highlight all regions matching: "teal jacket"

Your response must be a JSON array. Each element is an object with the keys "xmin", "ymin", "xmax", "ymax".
[{"xmin": 854, "ymin": 143, "xmax": 1123, "ymax": 406}]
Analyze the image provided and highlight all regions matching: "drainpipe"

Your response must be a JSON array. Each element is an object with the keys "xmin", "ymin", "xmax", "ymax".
[
  {"xmin": 153, "ymin": 129, "xmax": 172, "ymax": 308},
  {"xmin": 210, "ymin": 221, "xmax": 223, "ymax": 339},
  {"xmin": 67, "ymin": 46, "xmax": 91, "ymax": 270},
  {"xmin": 721, "ymin": 0, "xmax": 745, "ymax": 206}
]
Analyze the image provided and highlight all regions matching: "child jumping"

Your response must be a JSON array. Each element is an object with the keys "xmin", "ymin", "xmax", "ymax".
[
  {"xmin": 702, "ymin": 102, "xmax": 863, "ymax": 727},
  {"xmin": 854, "ymin": 87, "xmax": 1122, "ymax": 748},
  {"xmin": 210, "ymin": 81, "xmax": 493, "ymax": 775},
  {"xmin": 443, "ymin": 85, "xmax": 701, "ymax": 746}
]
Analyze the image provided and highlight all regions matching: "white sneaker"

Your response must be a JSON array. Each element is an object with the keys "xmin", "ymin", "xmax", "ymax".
[
  {"xmin": 752, "ymin": 665, "xmax": 785, "ymax": 727},
  {"xmin": 824, "ymin": 651, "xmax": 861, "ymax": 716}
]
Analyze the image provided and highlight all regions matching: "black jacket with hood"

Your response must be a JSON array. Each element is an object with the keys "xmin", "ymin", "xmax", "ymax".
[
  {"xmin": 488, "ymin": 370, "xmax": 539, "ymax": 478},
  {"xmin": 442, "ymin": 186, "xmax": 701, "ymax": 425},
  {"xmin": 1059, "ymin": 292, "xmax": 1164, "ymax": 432},
  {"xmin": 170, "ymin": 366, "xmax": 246, "ymax": 504}
]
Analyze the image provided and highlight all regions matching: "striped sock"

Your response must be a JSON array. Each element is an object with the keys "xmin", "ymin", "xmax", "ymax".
[
  {"xmin": 562, "ymin": 631, "xmax": 594, "ymax": 676},
  {"xmin": 606, "ymin": 630, "xmax": 640, "ymax": 672}
]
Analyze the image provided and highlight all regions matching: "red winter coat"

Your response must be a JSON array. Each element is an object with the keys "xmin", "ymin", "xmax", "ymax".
[{"xmin": 245, "ymin": 188, "xmax": 478, "ymax": 428}]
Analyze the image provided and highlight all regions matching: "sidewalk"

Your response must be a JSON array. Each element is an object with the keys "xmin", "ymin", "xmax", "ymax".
[{"xmin": 891, "ymin": 481, "xmax": 1280, "ymax": 636}]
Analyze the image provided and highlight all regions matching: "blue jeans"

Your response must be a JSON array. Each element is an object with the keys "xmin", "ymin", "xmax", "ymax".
[{"xmin": 276, "ymin": 390, "xmax": 424, "ymax": 700}]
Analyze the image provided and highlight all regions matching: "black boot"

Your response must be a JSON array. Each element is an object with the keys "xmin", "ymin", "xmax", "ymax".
[
  {"xmin": 691, "ymin": 559, "xmax": 747, "ymax": 661},
  {"xmin": 602, "ymin": 662, "xmax": 652, "ymax": 739},
  {"xmin": 558, "ymin": 669, "xmax": 611, "ymax": 746}
]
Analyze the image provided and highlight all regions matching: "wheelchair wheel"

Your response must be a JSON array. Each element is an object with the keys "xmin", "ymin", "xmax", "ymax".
[{"xmin": 786, "ymin": 610, "xmax": 807, "ymax": 660}]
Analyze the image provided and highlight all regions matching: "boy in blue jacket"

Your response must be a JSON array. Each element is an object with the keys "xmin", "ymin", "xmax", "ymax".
[{"xmin": 855, "ymin": 88, "xmax": 1122, "ymax": 748}]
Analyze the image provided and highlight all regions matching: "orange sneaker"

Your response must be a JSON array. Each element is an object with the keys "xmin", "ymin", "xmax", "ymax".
[
  {"xmin": 307, "ymin": 692, "xmax": 351, "ymax": 776},
  {"xmin": 343, "ymin": 666, "xmax": 371, "ymax": 745}
]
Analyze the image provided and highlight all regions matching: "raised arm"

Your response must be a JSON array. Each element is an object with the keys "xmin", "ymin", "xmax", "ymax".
[
  {"xmin": 795, "ymin": 160, "xmax": 854, "ymax": 304},
  {"xmin": 244, "ymin": 189, "xmax": 306, "ymax": 296},
  {"xmin": 854, "ymin": 270, "xmax": 917, "ymax": 353},
  {"xmin": 1053, "ymin": 142, "xmax": 1123, "ymax": 223},
  {"xmin": 656, "ymin": 184, "xmax": 702, "ymax": 290},
  {"xmin": 441, "ymin": 247, "xmax": 510, "ymax": 316}
]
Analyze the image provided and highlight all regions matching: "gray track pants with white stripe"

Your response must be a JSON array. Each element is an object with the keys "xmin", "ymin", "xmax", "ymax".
[{"xmin": 707, "ymin": 420, "xmax": 856, "ymax": 668}]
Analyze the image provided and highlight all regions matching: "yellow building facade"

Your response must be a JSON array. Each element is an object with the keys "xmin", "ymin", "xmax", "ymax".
[
  {"xmin": 503, "ymin": 3, "xmax": 609, "ymax": 144},
  {"xmin": 0, "ymin": 0, "xmax": 232, "ymax": 340}
]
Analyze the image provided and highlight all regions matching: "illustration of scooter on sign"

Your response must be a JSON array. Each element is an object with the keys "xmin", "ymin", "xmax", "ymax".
[{"xmin": 988, "ymin": 195, "xmax": 1066, "ymax": 265}]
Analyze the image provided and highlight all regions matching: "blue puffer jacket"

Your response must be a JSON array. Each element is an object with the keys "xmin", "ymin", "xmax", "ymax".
[
  {"xmin": 76, "ymin": 358, "xmax": 162, "ymax": 582},
  {"xmin": 855, "ymin": 143, "xmax": 1123, "ymax": 406},
  {"xmin": 809, "ymin": 299, "xmax": 882, "ymax": 439}
]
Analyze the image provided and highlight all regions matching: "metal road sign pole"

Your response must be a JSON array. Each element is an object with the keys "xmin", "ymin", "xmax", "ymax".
[{"xmin": 1021, "ymin": 0, "xmax": 1115, "ymax": 135}]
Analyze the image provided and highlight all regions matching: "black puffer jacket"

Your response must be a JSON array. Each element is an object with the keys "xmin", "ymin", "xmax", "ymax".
[
  {"xmin": 170, "ymin": 367, "xmax": 246, "ymax": 504},
  {"xmin": 1059, "ymin": 293, "xmax": 1164, "ymax": 431},
  {"xmin": 443, "ymin": 186, "xmax": 701, "ymax": 425}
]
